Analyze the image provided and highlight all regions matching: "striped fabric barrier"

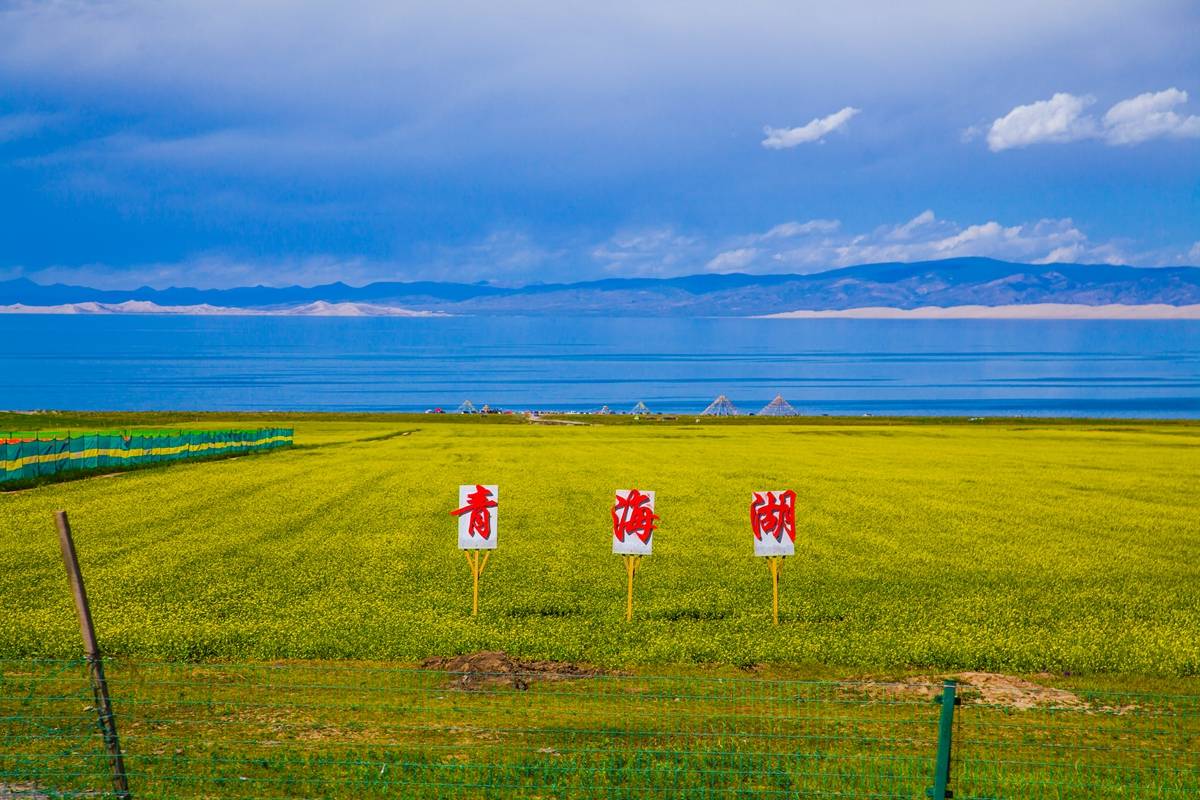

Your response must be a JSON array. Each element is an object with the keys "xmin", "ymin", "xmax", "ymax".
[{"xmin": 1, "ymin": 428, "xmax": 293, "ymax": 485}]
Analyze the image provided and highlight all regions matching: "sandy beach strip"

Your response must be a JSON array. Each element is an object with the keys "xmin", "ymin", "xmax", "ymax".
[{"xmin": 761, "ymin": 303, "xmax": 1200, "ymax": 320}]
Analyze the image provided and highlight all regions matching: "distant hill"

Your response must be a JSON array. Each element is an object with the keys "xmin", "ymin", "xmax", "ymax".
[{"xmin": 3, "ymin": 258, "xmax": 1199, "ymax": 316}]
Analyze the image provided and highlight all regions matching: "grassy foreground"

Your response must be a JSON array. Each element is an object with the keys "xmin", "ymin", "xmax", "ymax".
[
  {"xmin": 5, "ymin": 658, "xmax": 1197, "ymax": 799},
  {"xmin": 2, "ymin": 413, "xmax": 1198, "ymax": 676}
]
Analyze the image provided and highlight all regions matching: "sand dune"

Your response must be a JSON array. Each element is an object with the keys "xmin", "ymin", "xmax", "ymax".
[
  {"xmin": 763, "ymin": 303, "xmax": 1200, "ymax": 320},
  {"xmin": 0, "ymin": 300, "xmax": 445, "ymax": 317}
]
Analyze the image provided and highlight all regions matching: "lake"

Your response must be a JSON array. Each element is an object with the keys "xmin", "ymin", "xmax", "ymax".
[{"xmin": 1, "ymin": 315, "xmax": 1197, "ymax": 417}]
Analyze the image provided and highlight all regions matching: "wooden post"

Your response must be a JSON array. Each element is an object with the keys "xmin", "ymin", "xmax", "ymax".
[
  {"xmin": 54, "ymin": 511, "xmax": 131, "ymax": 800},
  {"xmin": 472, "ymin": 552, "xmax": 480, "ymax": 616},
  {"xmin": 769, "ymin": 557, "xmax": 782, "ymax": 625},
  {"xmin": 624, "ymin": 555, "xmax": 639, "ymax": 621},
  {"xmin": 464, "ymin": 550, "xmax": 490, "ymax": 616}
]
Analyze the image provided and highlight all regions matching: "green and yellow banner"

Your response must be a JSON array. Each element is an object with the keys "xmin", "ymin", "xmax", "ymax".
[{"xmin": 1, "ymin": 428, "xmax": 293, "ymax": 484}]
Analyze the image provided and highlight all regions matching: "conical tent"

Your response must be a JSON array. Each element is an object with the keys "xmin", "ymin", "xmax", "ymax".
[
  {"xmin": 457, "ymin": 400, "xmax": 478, "ymax": 414},
  {"xmin": 701, "ymin": 394, "xmax": 739, "ymax": 416},
  {"xmin": 631, "ymin": 401, "xmax": 651, "ymax": 415},
  {"xmin": 758, "ymin": 394, "xmax": 798, "ymax": 416},
  {"xmin": 597, "ymin": 405, "xmax": 613, "ymax": 415}
]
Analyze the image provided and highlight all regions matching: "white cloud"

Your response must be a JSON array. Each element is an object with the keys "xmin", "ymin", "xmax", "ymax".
[
  {"xmin": 13, "ymin": 232, "xmax": 567, "ymax": 289},
  {"xmin": 886, "ymin": 209, "xmax": 937, "ymax": 241},
  {"xmin": 758, "ymin": 214, "xmax": 1128, "ymax": 270},
  {"xmin": 583, "ymin": 211, "xmax": 1103, "ymax": 280},
  {"xmin": 987, "ymin": 88, "xmax": 1200, "ymax": 151},
  {"xmin": 1038, "ymin": 244, "xmax": 1086, "ymax": 263},
  {"xmin": 762, "ymin": 107, "xmax": 860, "ymax": 149},
  {"xmin": 960, "ymin": 123, "xmax": 985, "ymax": 143},
  {"xmin": 705, "ymin": 248, "xmax": 759, "ymax": 272},
  {"xmin": 1102, "ymin": 88, "xmax": 1200, "ymax": 145},
  {"xmin": 758, "ymin": 219, "xmax": 840, "ymax": 239},
  {"xmin": 13, "ymin": 213, "xmax": 1188, "ymax": 289},
  {"xmin": 20, "ymin": 254, "xmax": 388, "ymax": 290},
  {"xmin": 591, "ymin": 227, "xmax": 702, "ymax": 276},
  {"xmin": 986, "ymin": 93, "xmax": 1097, "ymax": 151}
]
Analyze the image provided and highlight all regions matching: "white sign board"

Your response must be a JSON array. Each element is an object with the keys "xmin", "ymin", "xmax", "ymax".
[
  {"xmin": 750, "ymin": 490, "xmax": 796, "ymax": 557},
  {"xmin": 453, "ymin": 484, "xmax": 498, "ymax": 550},
  {"xmin": 612, "ymin": 489, "xmax": 656, "ymax": 555}
]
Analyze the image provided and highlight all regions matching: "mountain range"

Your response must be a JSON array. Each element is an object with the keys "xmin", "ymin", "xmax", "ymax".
[{"xmin": 2, "ymin": 258, "xmax": 1199, "ymax": 316}]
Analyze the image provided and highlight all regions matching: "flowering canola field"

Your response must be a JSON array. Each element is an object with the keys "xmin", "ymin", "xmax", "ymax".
[{"xmin": 2, "ymin": 415, "xmax": 1198, "ymax": 675}]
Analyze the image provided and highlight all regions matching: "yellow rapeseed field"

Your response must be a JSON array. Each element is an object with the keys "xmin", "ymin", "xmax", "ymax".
[{"xmin": 2, "ymin": 415, "xmax": 1198, "ymax": 674}]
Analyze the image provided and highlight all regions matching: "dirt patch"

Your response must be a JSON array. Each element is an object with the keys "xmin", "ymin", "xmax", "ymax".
[
  {"xmin": 0, "ymin": 784, "xmax": 51, "ymax": 800},
  {"xmin": 953, "ymin": 671, "xmax": 1086, "ymax": 709},
  {"xmin": 421, "ymin": 651, "xmax": 606, "ymax": 690},
  {"xmin": 847, "ymin": 671, "xmax": 1086, "ymax": 710}
]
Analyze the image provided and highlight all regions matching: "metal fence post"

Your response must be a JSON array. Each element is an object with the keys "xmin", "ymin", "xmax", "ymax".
[
  {"xmin": 926, "ymin": 679, "xmax": 958, "ymax": 799},
  {"xmin": 54, "ymin": 510, "xmax": 132, "ymax": 800}
]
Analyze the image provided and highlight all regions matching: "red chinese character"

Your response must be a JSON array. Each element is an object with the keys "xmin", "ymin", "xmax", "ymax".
[
  {"xmin": 612, "ymin": 489, "xmax": 658, "ymax": 544},
  {"xmin": 452, "ymin": 484, "xmax": 498, "ymax": 540},
  {"xmin": 750, "ymin": 490, "xmax": 796, "ymax": 543}
]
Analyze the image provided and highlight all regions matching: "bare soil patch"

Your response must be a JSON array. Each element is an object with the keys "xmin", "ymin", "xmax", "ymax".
[
  {"xmin": 846, "ymin": 671, "xmax": 1086, "ymax": 710},
  {"xmin": 421, "ymin": 651, "xmax": 607, "ymax": 690},
  {"xmin": 0, "ymin": 784, "xmax": 51, "ymax": 800}
]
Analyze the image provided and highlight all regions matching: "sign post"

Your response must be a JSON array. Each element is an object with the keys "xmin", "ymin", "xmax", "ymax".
[
  {"xmin": 750, "ymin": 490, "xmax": 797, "ymax": 625},
  {"xmin": 451, "ymin": 484, "xmax": 498, "ymax": 616},
  {"xmin": 612, "ymin": 489, "xmax": 657, "ymax": 621}
]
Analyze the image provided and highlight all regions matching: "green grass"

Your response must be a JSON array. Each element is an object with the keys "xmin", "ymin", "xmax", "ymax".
[
  {"xmin": 3, "ymin": 660, "xmax": 1197, "ymax": 799},
  {"xmin": 1, "ymin": 413, "xmax": 1197, "ymax": 676}
]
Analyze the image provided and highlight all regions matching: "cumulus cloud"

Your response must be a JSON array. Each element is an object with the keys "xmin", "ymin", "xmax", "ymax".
[
  {"xmin": 986, "ymin": 93, "xmax": 1097, "ymax": 151},
  {"xmin": 762, "ymin": 107, "xmax": 860, "ymax": 149},
  {"xmin": 1189, "ymin": 242, "xmax": 1200, "ymax": 264},
  {"xmin": 987, "ymin": 88, "xmax": 1200, "ymax": 151},
  {"xmin": 1102, "ymin": 88, "xmax": 1200, "ymax": 145}
]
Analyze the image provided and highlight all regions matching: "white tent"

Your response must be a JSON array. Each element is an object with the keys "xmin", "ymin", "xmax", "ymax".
[
  {"xmin": 758, "ymin": 394, "xmax": 798, "ymax": 416},
  {"xmin": 457, "ymin": 400, "xmax": 478, "ymax": 414},
  {"xmin": 631, "ymin": 401, "xmax": 651, "ymax": 415},
  {"xmin": 701, "ymin": 395, "xmax": 739, "ymax": 416}
]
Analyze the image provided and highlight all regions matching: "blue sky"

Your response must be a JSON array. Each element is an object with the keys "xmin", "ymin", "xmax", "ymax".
[{"xmin": 0, "ymin": 0, "xmax": 1198, "ymax": 288}]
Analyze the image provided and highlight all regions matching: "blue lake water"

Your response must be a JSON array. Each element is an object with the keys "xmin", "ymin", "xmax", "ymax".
[{"xmin": 1, "ymin": 315, "xmax": 1197, "ymax": 417}]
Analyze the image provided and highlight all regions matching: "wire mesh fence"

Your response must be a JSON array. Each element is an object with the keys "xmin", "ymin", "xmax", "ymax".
[{"xmin": 1, "ymin": 659, "xmax": 1197, "ymax": 799}]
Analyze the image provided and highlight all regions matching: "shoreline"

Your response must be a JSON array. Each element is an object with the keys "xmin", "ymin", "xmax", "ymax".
[
  {"xmin": 1, "ymin": 301, "xmax": 1199, "ymax": 319},
  {"xmin": 762, "ymin": 303, "xmax": 1200, "ymax": 319}
]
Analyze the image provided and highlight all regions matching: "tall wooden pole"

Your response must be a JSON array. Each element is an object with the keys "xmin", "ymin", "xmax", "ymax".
[{"xmin": 54, "ymin": 511, "xmax": 131, "ymax": 800}]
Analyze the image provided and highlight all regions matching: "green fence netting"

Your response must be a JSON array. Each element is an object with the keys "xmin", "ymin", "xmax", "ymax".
[
  {"xmin": 2, "ymin": 660, "xmax": 1198, "ymax": 799},
  {"xmin": 0, "ymin": 428, "xmax": 293, "ymax": 484}
]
